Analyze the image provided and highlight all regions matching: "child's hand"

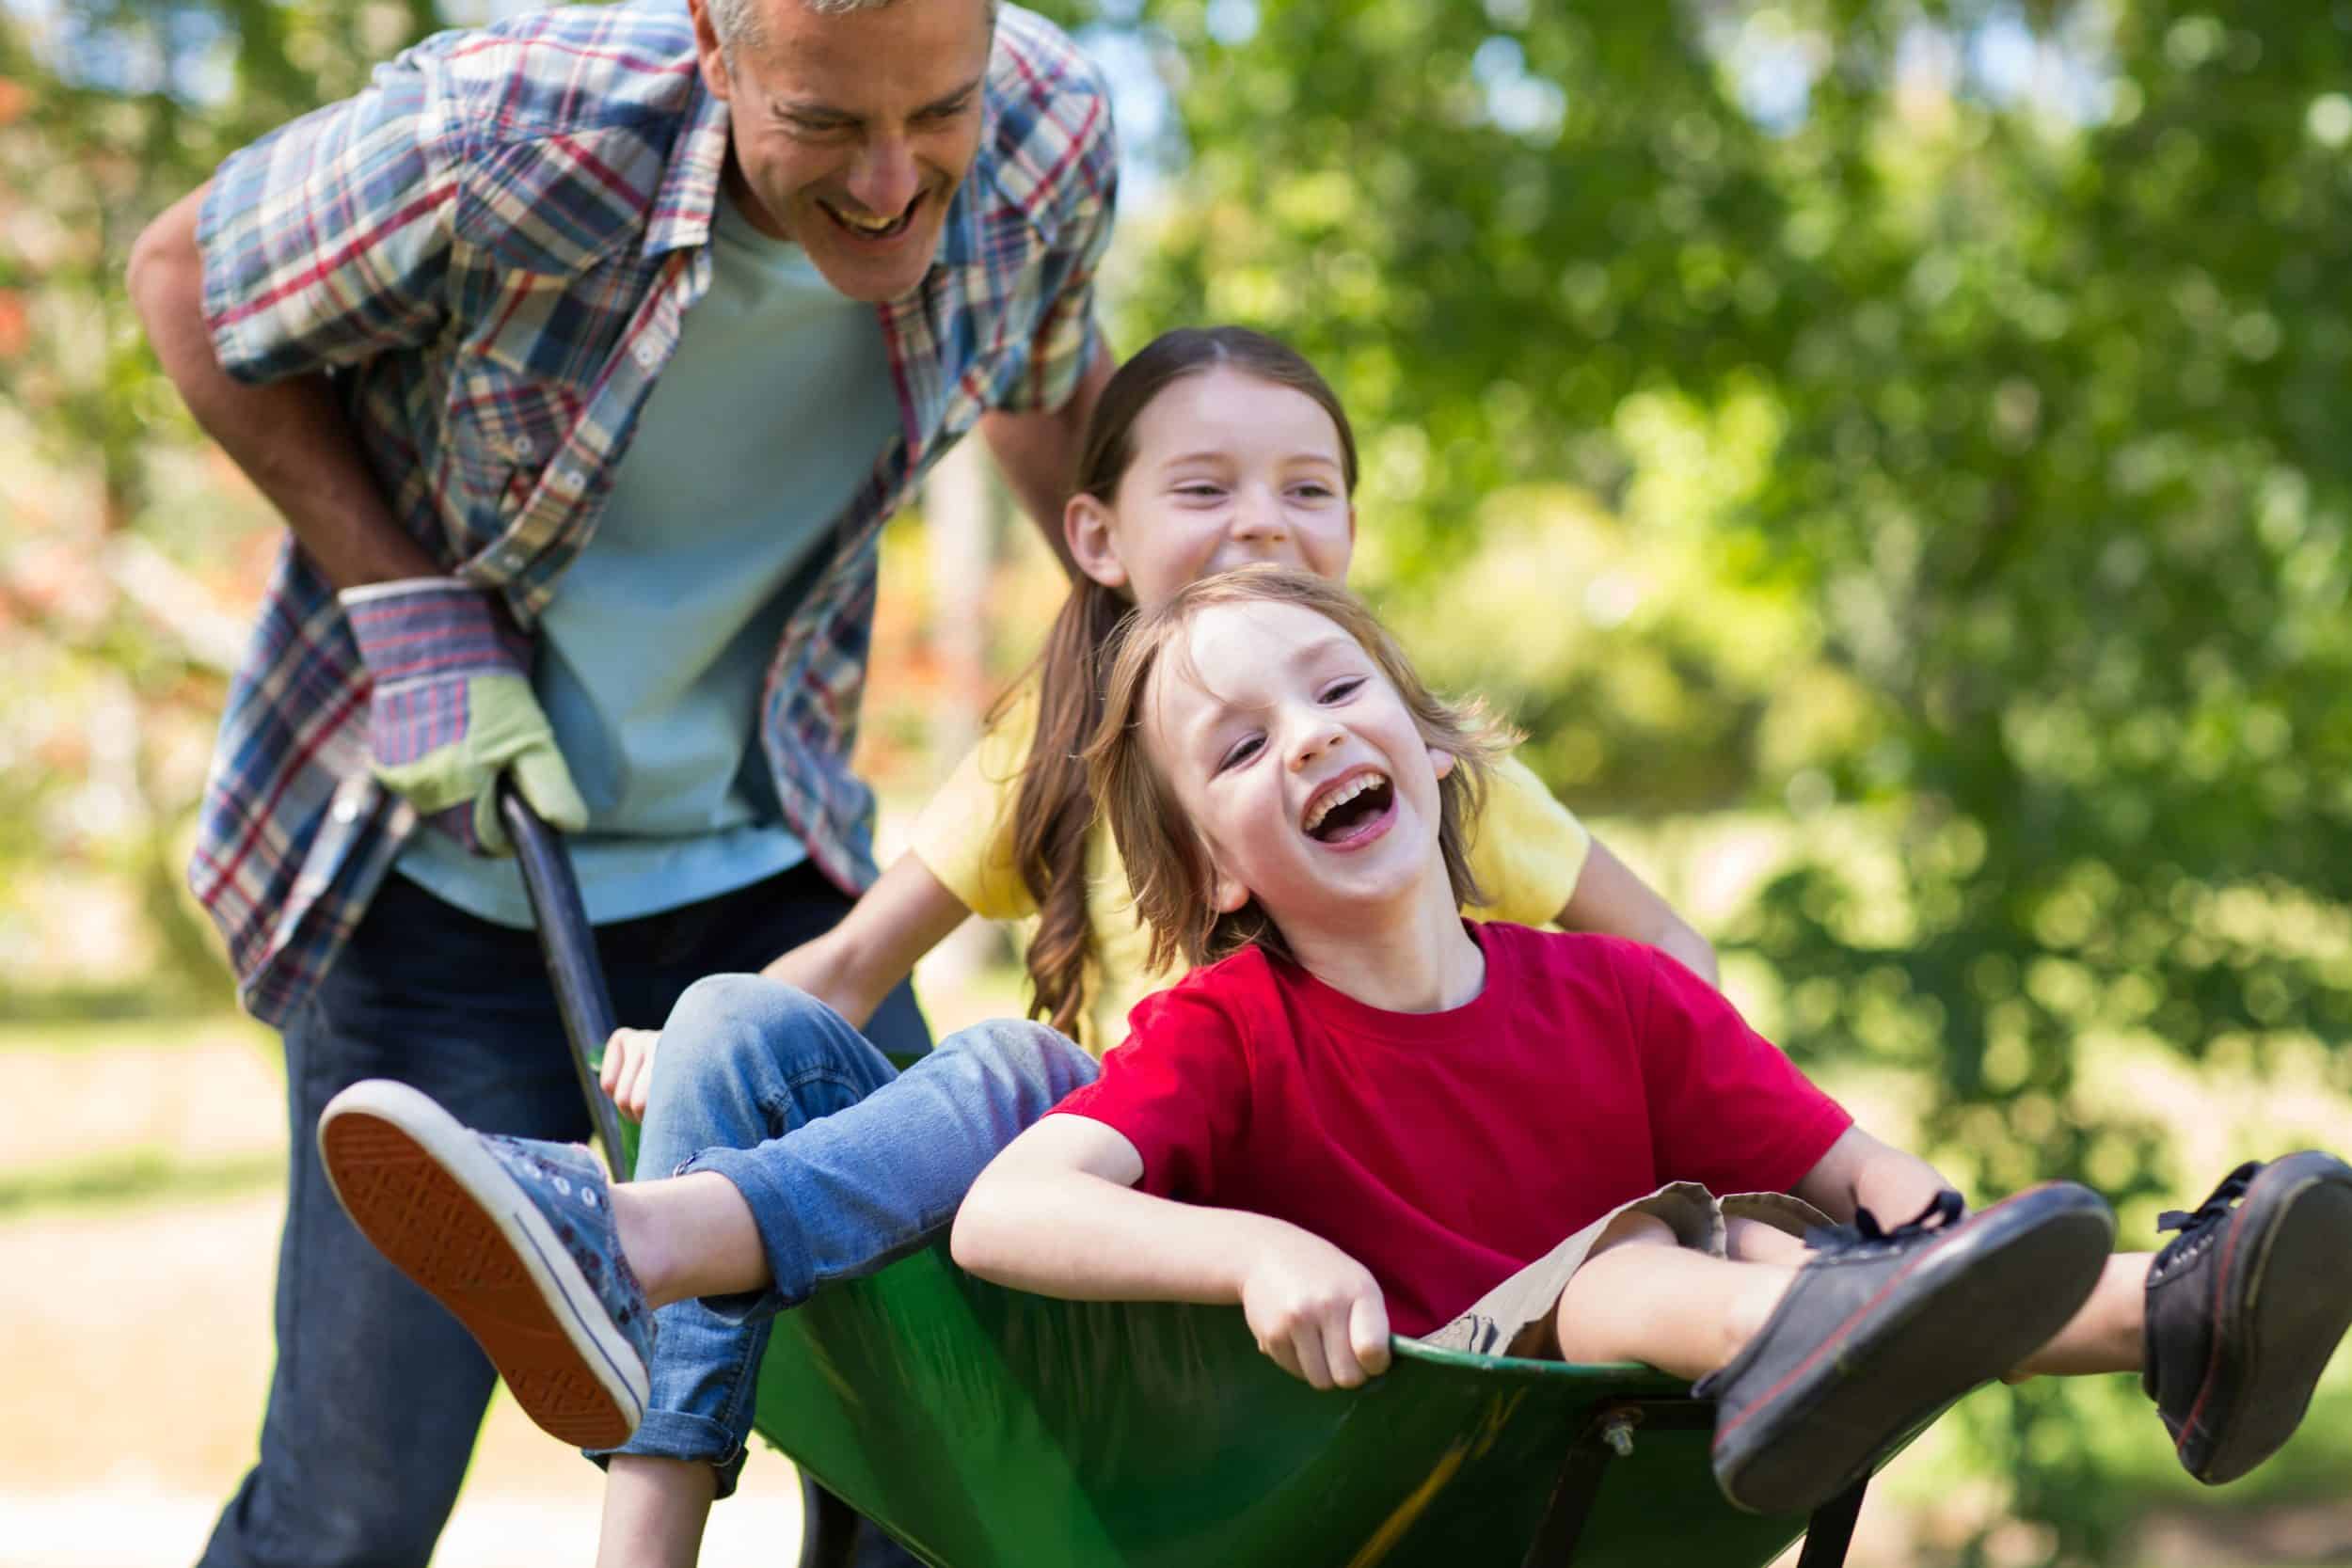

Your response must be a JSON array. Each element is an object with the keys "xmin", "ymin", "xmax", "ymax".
[
  {"xmin": 1239, "ymin": 1230, "xmax": 1392, "ymax": 1389},
  {"xmin": 598, "ymin": 1027, "xmax": 660, "ymax": 1122}
]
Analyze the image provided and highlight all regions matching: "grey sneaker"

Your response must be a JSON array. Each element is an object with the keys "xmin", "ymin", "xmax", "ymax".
[
  {"xmin": 1697, "ymin": 1183, "xmax": 2115, "ymax": 1515},
  {"xmin": 318, "ymin": 1079, "xmax": 653, "ymax": 1449},
  {"xmin": 2144, "ymin": 1151, "xmax": 2352, "ymax": 1484}
]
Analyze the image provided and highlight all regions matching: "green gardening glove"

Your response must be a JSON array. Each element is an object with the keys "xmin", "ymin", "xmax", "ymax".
[{"xmin": 340, "ymin": 577, "xmax": 589, "ymax": 854}]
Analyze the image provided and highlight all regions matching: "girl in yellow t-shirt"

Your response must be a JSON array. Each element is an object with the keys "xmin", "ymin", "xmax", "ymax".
[{"xmin": 603, "ymin": 325, "xmax": 1715, "ymax": 1099}]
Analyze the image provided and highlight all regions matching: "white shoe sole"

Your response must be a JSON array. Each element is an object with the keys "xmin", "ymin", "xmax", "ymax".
[{"xmin": 317, "ymin": 1079, "xmax": 648, "ymax": 1449}]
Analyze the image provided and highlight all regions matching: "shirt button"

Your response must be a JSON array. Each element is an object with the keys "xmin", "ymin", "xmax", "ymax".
[
  {"xmin": 559, "ymin": 467, "xmax": 587, "ymax": 493},
  {"xmin": 332, "ymin": 797, "xmax": 360, "ymax": 825},
  {"xmin": 631, "ymin": 341, "xmax": 660, "ymax": 369},
  {"xmin": 513, "ymin": 435, "xmax": 534, "ymax": 458}
]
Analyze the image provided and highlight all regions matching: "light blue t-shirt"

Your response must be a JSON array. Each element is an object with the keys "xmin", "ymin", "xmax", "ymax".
[{"xmin": 400, "ymin": 187, "xmax": 901, "ymax": 927}]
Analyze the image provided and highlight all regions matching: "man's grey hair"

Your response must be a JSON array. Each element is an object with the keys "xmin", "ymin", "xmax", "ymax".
[{"xmin": 707, "ymin": 0, "xmax": 903, "ymax": 54}]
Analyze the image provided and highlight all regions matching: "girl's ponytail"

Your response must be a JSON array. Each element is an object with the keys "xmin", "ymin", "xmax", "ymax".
[{"xmin": 1010, "ymin": 577, "xmax": 1129, "ymax": 1036}]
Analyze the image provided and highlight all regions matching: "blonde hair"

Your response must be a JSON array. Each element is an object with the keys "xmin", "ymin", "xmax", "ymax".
[{"xmin": 1084, "ymin": 566, "xmax": 1514, "ymax": 974}]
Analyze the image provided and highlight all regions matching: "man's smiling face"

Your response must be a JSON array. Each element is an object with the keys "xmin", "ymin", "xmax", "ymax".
[{"xmin": 693, "ymin": 0, "xmax": 993, "ymax": 302}]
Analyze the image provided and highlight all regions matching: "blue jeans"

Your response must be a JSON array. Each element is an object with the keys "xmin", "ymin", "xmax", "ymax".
[
  {"xmin": 604, "ymin": 974, "xmax": 1099, "ymax": 1495},
  {"xmin": 197, "ymin": 866, "xmax": 930, "ymax": 1568}
]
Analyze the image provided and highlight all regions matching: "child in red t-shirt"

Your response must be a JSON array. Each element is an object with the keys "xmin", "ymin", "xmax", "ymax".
[{"xmin": 952, "ymin": 565, "xmax": 2352, "ymax": 1514}]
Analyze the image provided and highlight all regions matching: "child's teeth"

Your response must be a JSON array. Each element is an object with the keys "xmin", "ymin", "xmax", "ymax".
[{"xmin": 1305, "ymin": 773, "xmax": 1382, "ymax": 833}]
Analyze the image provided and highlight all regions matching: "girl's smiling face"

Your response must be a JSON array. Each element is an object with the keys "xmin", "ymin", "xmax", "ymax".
[
  {"xmin": 1066, "ymin": 368, "xmax": 1357, "ymax": 610},
  {"xmin": 1142, "ymin": 597, "xmax": 1454, "ymax": 929}
]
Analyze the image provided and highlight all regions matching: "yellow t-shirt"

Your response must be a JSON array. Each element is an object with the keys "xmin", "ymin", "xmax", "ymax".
[{"xmin": 910, "ymin": 681, "xmax": 1593, "ymax": 1051}]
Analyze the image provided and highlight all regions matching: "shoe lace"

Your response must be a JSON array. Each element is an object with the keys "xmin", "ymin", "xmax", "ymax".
[
  {"xmin": 1804, "ymin": 1188, "xmax": 1965, "ymax": 1253},
  {"xmin": 2155, "ymin": 1159, "xmax": 2264, "ymax": 1245}
]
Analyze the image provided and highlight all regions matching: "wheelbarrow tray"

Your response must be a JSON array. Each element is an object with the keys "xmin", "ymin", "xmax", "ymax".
[{"xmin": 751, "ymin": 1241, "xmax": 1828, "ymax": 1568}]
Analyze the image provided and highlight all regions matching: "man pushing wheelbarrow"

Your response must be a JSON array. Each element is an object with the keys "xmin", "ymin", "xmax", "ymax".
[{"xmin": 127, "ymin": 0, "xmax": 1117, "ymax": 1560}]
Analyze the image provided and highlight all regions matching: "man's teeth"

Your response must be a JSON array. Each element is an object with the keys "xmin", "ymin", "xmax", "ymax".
[
  {"xmin": 833, "ymin": 205, "xmax": 905, "ymax": 234},
  {"xmin": 1304, "ymin": 772, "xmax": 1387, "ymax": 834}
]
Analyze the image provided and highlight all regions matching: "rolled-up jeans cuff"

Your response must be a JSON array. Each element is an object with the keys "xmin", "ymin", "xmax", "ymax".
[
  {"xmin": 587, "ymin": 1409, "xmax": 751, "ymax": 1499},
  {"xmin": 681, "ymin": 1145, "xmax": 814, "ymax": 1323}
]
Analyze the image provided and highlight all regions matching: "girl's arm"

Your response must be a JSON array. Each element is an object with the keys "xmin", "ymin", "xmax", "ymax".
[
  {"xmin": 1791, "ymin": 1125, "xmax": 1956, "ymax": 1228},
  {"xmin": 953, "ymin": 1116, "xmax": 1394, "ymax": 1388},
  {"xmin": 601, "ymin": 852, "xmax": 974, "ymax": 1117},
  {"xmin": 1558, "ymin": 837, "xmax": 1721, "ymax": 988},
  {"xmin": 760, "ymin": 850, "xmax": 975, "ymax": 1029}
]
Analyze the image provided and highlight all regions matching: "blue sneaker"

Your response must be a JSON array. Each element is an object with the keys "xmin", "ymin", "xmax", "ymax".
[{"xmin": 318, "ymin": 1079, "xmax": 653, "ymax": 1449}]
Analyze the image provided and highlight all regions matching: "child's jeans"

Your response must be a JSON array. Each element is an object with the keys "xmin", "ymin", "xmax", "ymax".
[{"xmin": 595, "ymin": 974, "xmax": 1098, "ymax": 1495}]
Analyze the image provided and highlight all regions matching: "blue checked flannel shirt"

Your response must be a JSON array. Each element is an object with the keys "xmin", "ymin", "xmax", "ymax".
[{"xmin": 190, "ymin": 0, "xmax": 1115, "ymax": 1024}]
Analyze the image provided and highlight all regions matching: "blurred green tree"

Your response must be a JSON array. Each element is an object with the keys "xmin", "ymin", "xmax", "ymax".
[
  {"xmin": 0, "ymin": 0, "xmax": 444, "ymax": 1004},
  {"xmin": 1109, "ymin": 1, "xmax": 2352, "ymax": 1554}
]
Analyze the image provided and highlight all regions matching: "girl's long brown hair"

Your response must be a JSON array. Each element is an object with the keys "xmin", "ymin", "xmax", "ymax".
[
  {"xmin": 1011, "ymin": 327, "xmax": 1359, "ymax": 1036},
  {"xmin": 1084, "ymin": 566, "xmax": 1511, "ymax": 974}
]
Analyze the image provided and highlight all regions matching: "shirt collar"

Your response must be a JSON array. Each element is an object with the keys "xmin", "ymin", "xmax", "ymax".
[{"xmin": 643, "ymin": 73, "xmax": 731, "ymax": 258}]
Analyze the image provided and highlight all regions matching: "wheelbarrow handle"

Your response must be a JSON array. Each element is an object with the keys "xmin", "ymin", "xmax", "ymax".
[{"xmin": 496, "ymin": 775, "xmax": 634, "ymax": 1182}]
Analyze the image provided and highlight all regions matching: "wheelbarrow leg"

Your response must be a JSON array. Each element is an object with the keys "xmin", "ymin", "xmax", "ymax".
[
  {"xmin": 1792, "ymin": 1476, "xmax": 1868, "ymax": 1568},
  {"xmin": 1521, "ymin": 1405, "xmax": 1651, "ymax": 1566},
  {"xmin": 798, "ymin": 1476, "xmax": 864, "ymax": 1568},
  {"xmin": 1522, "ymin": 1398, "xmax": 1867, "ymax": 1568}
]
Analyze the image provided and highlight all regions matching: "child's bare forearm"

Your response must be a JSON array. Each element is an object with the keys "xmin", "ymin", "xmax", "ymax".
[
  {"xmin": 954, "ymin": 1166, "xmax": 1295, "ymax": 1304},
  {"xmin": 1794, "ymin": 1126, "xmax": 1954, "ymax": 1227},
  {"xmin": 1556, "ymin": 839, "xmax": 1722, "ymax": 989},
  {"xmin": 762, "ymin": 853, "xmax": 971, "ymax": 1027},
  {"xmin": 1650, "ymin": 921, "xmax": 1721, "ymax": 989},
  {"xmin": 954, "ymin": 1117, "xmax": 1323, "ymax": 1305}
]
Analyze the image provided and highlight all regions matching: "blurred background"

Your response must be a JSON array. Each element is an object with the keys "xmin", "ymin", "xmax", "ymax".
[{"xmin": 6, "ymin": 0, "xmax": 2352, "ymax": 1563}]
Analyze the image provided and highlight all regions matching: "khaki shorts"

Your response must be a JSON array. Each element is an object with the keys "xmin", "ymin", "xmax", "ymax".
[{"xmin": 1418, "ymin": 1183, "xmax": 1836, "ymax": 1357}]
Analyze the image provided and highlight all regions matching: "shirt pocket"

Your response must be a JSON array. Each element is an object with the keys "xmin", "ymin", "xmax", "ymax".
[{"xmin": 438, "ymin": 351, "xmax": 587, "ymax": 535}]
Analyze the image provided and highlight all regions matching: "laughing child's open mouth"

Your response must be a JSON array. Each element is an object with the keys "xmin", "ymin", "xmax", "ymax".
[{"xmin": 1302, "ymin": 770, "xmax": 1393, "ymax": 843}]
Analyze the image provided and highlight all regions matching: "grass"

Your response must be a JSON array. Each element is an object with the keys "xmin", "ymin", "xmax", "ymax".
[
  {"xmin": 0, "ymin": 1009, "xmax": 271, "ymax": 1056},
  {"xmin": 0, "ymin": 1148, "xmax": 281, "ymax": 1215}
]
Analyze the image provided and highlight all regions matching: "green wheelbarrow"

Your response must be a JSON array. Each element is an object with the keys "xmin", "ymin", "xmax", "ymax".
[{"xmin": 498, "ymin": 784, "xmax": 1898, "ymax": 1568}]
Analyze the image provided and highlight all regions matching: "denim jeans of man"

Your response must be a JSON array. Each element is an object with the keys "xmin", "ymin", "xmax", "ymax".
[
  {"xmin": 605, "ymin": 975, "xmax": 1099, "ymax": 1495},
  {"xmin": 197, "ymin": 864, "xmax": 931, "ymax": 1568}
]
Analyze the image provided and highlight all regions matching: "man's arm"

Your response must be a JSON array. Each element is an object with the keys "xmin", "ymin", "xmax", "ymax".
[
  {"xmin": 977, "ymin": 340, "xmax": 1113, "ymax": 579},
  {"xmin": 952, "ymin": 1114, "xmax": 1393, "ymax": 1388},
  {"xmin": 126, "ymin": 184, "xmax": 437, "ymax": 590}
]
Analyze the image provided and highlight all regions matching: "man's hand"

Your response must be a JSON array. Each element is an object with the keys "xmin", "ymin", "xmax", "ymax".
[
  {"xmin": 341, "ymin": 578, "xmax": 588, "ymax": 853},
  {"xmin": 1239, "ymin": 1229, "xmax": 1393, "ymax": 1389},
  {"xmin": 599, "ymin": 1027, "xmax": 660, "ymax": 1121}
]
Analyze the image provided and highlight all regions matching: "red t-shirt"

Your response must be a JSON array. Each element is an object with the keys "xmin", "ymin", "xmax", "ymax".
[{"xmin": 1048, "ymin": 923, "xmax": 1853, "ymax": 1338}]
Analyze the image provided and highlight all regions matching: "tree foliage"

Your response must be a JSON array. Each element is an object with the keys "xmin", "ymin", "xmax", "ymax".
[
  {"xmin": 1111, "ymin": 2, "xmax": 2352, "ymax": 1552},
  {"xmin": 0, "ymin": 0, "xmax": 446, "ymax": 1001}
]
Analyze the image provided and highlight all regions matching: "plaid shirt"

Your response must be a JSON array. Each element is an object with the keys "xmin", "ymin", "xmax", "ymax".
[{"xmin": 191, "ymin": 0, "xmax": 1115, "ymax": 1025}]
